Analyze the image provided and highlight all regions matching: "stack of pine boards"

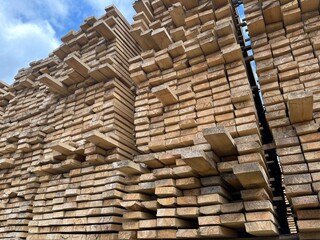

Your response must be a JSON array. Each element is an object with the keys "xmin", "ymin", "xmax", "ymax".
[
  {"xmin": 126, "ymin": 0, "xmax": 281, "ymax": 238},
  {"xmin": 0, "ymin": 58, "xmax": 58, "ymax": 239},
  {"xmin": 1, "ymin": 0, "xmax": 319, "ymax": 239},
  {"xmin": 27, "ymin": 6, "xmax": 141, "ymax": 240},
  {"xmin": 243, "ymin": 0, "xmax": 320, "ymax": 239},
  {"xmin": 0, "ymin": 6, "xmax": 140, "ymax": 240}
]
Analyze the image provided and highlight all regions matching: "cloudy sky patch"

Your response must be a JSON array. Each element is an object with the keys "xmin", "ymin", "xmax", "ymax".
[{"xmin": 0, "ymin": 0, "xmax": 135, "ymax": 84}]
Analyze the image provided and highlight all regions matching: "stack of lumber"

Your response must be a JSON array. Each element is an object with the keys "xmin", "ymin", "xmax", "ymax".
[
  {"xmin": 0, "ymin": 59, "xmax": 58, "ymax": 239},
  {"xmin": 0, "ymin": 5, "xmax": 140, "ymax": 240},
  {"xmin": 243, "ymin": 0, "xmax": 320, "ymax": 238},
  {"xmin": 125, "ymin": 0, "xmax": 280, "ymax": 238},
  {"xmin": 120, "ymin": 139, "xmax": 279, "ymax": 239},
  {"xmin": 0, "ymin": 80, "xmax": 14, "ymax": 122},
  {"xmin": 28, "ymin": 165, "xmax": 144, "ymax": 240},
  {"xmin": 130, "ymin": 0, "xmax": 249, "ymax": 153},
  {"xmin": 2, "ymin": 0, "xmax": 320, "ymax": 238}
]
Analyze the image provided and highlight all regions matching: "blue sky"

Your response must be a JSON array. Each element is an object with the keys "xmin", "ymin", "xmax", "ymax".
[
  {"xmin": 0, "ymin": 0, "xmax": 135, "ymax": 84},
  {"xmin": 238, "ymin": 4, "xmax": 245, "ymax": 19}
]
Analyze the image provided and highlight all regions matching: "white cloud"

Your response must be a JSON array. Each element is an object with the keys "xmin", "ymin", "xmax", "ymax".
[
  {"xmin": 0, "ymin": 1, "xmax": 64, "ymax": 84},
  {"xmin": 0, "ymin": 21, "xmax": 60, "ymax": 84},
  {"xmin": 0, "ymin": 0, "xmax": 136, "ymax": 84},
  {"xmin": 1, "ymin": 0, "xmax": 70, "ymax": 27}
]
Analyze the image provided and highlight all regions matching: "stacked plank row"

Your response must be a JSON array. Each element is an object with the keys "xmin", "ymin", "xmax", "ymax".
[
  {"xmin": 0, "ymin": 56, "xmax": 58, "ymax": 239},
  {"xmin": 0, "ymin": 6, "xmax": 140, "ymax": 240},
  {"xmin": 2, "ymin": 0, "xmax": 319, "ymax": 238},
  {"xmin": 28, "ymin": 164, "xmax": 148, "ymax": 240},
  {"xmin": 130, "ymin": 0, "xmax": 244, "ymax": 153},
  {"xmin": 243, "ymin": 0, "xmax": 320, "ymax": 239},
  {"xmin": 125, "ymin": 0, "xmax": 281, "ymax": 238},
  {"xmin": 27, "ymin": 6, "xmax": 141, "ymax": 240}
]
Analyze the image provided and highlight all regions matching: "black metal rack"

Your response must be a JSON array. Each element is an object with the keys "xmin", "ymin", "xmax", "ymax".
[{"xmin": 231, "ymin": 0, "xmax": 295, "ymax": 236}]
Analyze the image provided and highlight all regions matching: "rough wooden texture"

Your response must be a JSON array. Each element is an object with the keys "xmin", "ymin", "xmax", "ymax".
[
  {"xmin": 244, "ymin": 0, "xmax": 320, "ymax": 236},
  {"xmin": 152, "ymin": 84, "xmax": 178, "ymax": 106},
  {"xmin": 38, "ymin": 73, "xmax": 69, "ymax": 96},
  {"xmin": 1, "ymin": 0, "xmax": 318, "ymax": 239},
  {"xmin": 287, "ymin": 91, "xmax": 313, "ymax": 124},
  {"xmin": 203, "ymin": 126, "xmax": 238, "ymax": 157}
]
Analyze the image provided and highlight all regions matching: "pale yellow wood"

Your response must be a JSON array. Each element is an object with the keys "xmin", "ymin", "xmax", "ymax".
[
  {"xmin": 288, "ymin": 91, "xmax": 313, "ymax": 123},
  {"xmin": 203, "ymin": 126, "xmax": 237, "ymax": 157}
]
